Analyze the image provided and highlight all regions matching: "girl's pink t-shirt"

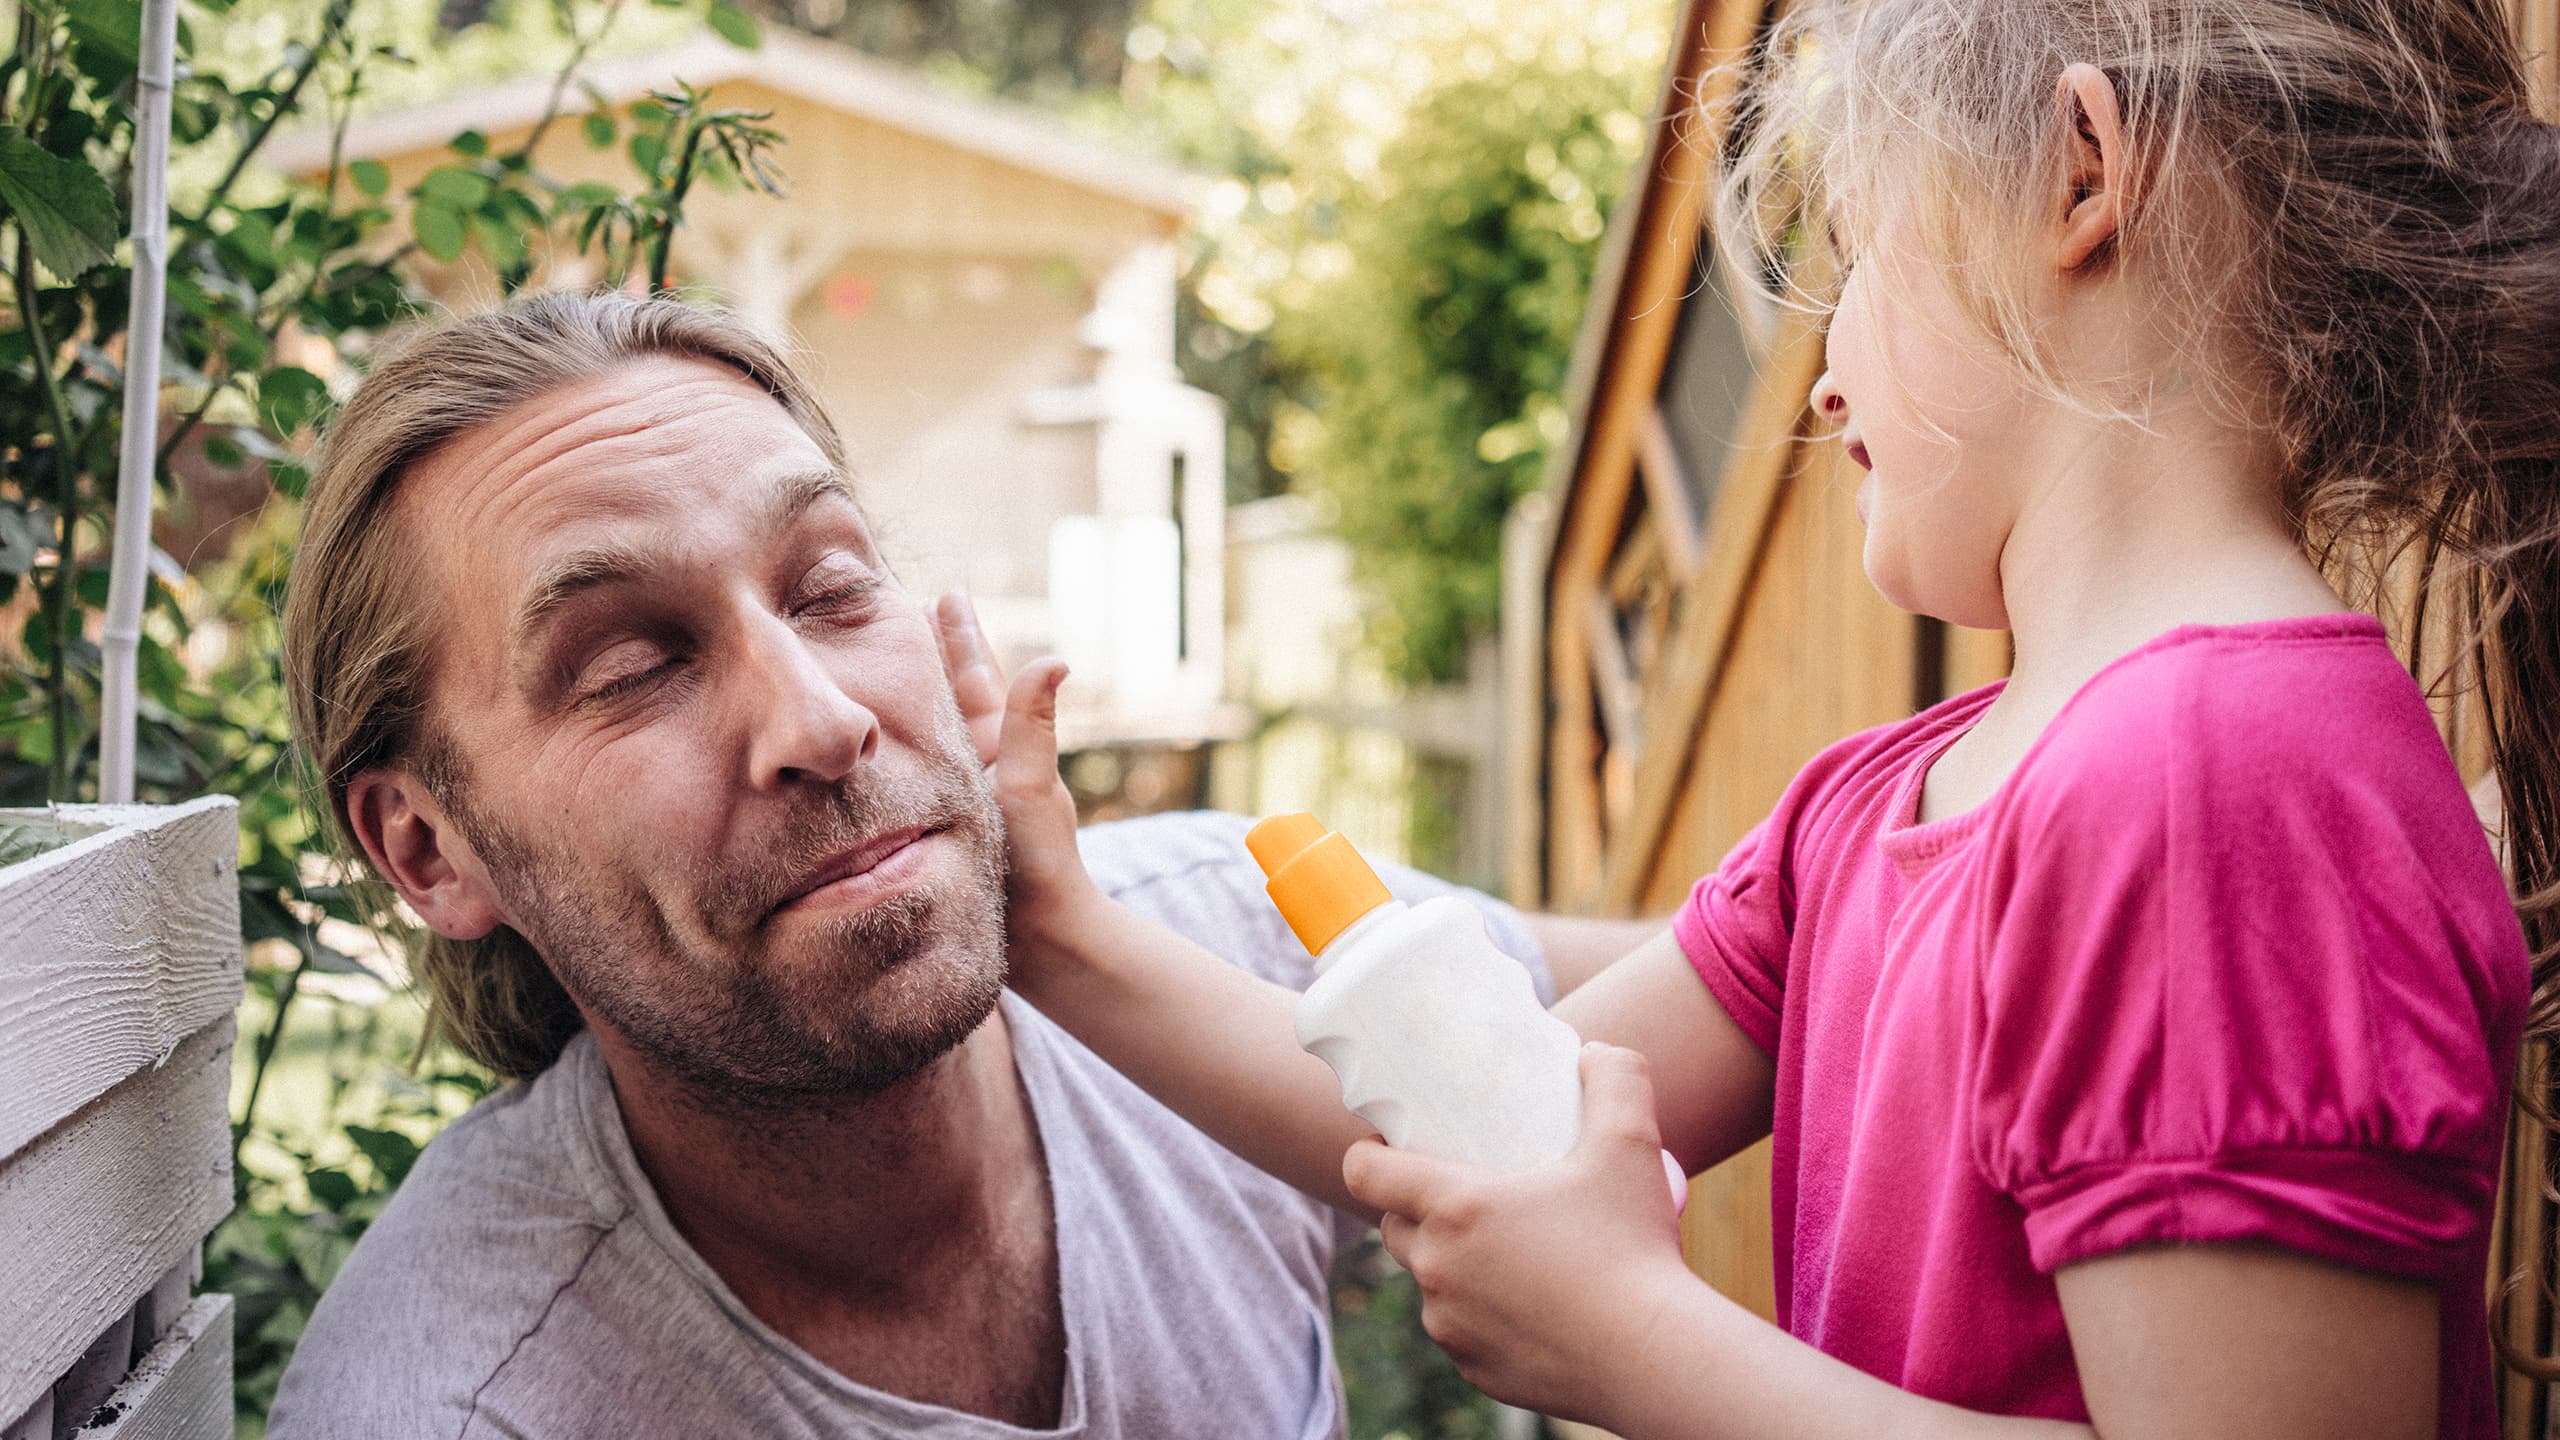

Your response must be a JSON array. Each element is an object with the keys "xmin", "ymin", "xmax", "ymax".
[{"xmin": 1675, "ymin": 613, "xmax": 2527, "ymax": 1434}]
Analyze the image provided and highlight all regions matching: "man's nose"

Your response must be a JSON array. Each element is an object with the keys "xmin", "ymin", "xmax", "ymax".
[
  {"xmin": 1810, "ymin": 370, "xmax": 1849, "ymax": 426},
  {"xmin": 738, "ymin": 617, "xmax": 878, "ymax": 789}
]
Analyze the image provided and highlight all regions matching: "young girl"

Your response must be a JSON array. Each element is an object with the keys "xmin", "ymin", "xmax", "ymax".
[{"xmin": 952, "ymin": 0, "xmax": 2560, "ymax": 1432}]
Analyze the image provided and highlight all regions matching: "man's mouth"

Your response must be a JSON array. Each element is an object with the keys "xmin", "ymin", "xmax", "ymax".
[{"xmin": 771, "ymin": 826, "xmax": 941, "ymax": 918}]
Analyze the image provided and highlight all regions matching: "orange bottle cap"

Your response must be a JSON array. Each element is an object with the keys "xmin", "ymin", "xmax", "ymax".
[{"xmin": 1246, "ymin": 812, "xmax": 1393, "ymax": 956}]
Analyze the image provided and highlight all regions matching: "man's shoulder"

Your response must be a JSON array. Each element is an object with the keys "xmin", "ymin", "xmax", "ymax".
[
  {"xmin": 1075, "ymin": 811, "xmax": 1313, "ymax": 988},
  {"xmin": 266, "ymin": 1048, "xmax": 634, "ymax": 1438},
  {"xmin": 1075, "ymin": 808, "xmax": 1261, "ymax": 895},
  {"xmin": 1070, "ymin": 810, "xmax": 1548, "ymax": 1001}
]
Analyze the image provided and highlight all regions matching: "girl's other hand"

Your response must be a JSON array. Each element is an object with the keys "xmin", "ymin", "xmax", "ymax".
[
  {"xmin": 933, "ymin": 591, "xmax": 1103, "ymax": 960},
  {"xmin": 1342, "ymin": 1043, "xmax": 1697, "ymax": 1427}
]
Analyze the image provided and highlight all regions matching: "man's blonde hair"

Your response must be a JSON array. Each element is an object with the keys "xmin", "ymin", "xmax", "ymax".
[{"xmin": 284, "ymin": 291, "xmax": 848, "ymax": 1080}]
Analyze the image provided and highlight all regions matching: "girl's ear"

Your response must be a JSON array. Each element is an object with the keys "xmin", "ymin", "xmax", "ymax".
[
  {"xmin": 346, "ymin": 768, "xmax": 506, "ymax": 942},
  {"xmin": 2054, "ymin": 62, "xmax": 2128, "ymax": 272}
]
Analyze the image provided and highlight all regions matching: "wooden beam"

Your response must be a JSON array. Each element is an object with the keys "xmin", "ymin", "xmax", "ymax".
[
  {"xmin": 0, "ymin": 1019, "xmax": 233, "ymax": 1423},
  {"xmin": 1608, "ymin": 516, "xmax": 1666, "ymax": 609},
  {"xmin": 1636, "ymin": 408, "xmax": 1700, "ymax": 581},
  {"xmin": 1538, "ymin": 0, "xmax": 1758, "ymax": 911},
  {"xmin": 1503, "ymin": 491, "xmax": 1558, "ymax": 906},
  {"xmin": 79, "ymin": 1294, "xmax": 232, "ymax": 1440},
  {"xmin": 1550, "ymin": 570, "xmax": 1609, "ymax": 908},
  {"xmin": 1584, "ymin": 594, "xmax": 1645, "ymax": 761},
  {"xmin": 0, "ymin": 796, "xmax": 241, "ymax": 1159},
  {"xmin": 1602, "ymin": 316, "xmax": 1828, "ymax": 910}
]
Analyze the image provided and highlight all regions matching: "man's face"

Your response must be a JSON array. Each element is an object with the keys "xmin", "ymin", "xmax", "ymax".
[{"xmin": 397, "ymin": 355, "xmax": 1008, "ymax": 1107}]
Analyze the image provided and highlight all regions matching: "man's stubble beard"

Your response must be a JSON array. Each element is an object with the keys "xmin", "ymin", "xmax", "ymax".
[{"xmin": 442, "ymin": 698, "xmax": 1012, "ymax": 1115}]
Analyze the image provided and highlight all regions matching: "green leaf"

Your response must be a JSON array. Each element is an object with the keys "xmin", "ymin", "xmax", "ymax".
[
  {"xmin": 469, "ymin": 212, "xmax": 524, "ymax": 272},
  {"xmin": 628, "ymin": 133, "xmax": 665, "ymax": 178},
  {"xmin": 65, "ymin": 0, "xmax": 140, "ymax": 87},
  {"xmin": 349, "ymin": 158, "xmax": 390, "ymax": 198},
  {"xmin": 304, "ymin": 1167, "xmax": 358, "ymax": 1209},
  {"xmin": 582, "ymin": 111, "xmax": 616, "ymax": 147},
  {"xmin": 706, "ymin": 0, "xmax": 760, "ymax": 47},
  {"xmin": 343, "ymin": 1124, "xmax": 421, "ymax": 1185},
  {"xmin": 410, "ymin": 202, "xmax": 466, "ymax": 261},
  {"xmin": 415, "ymin": 166, "xmax": 492, "ymax": 210},
  {"xmin": 557, "ymin": 181, "xmax": 621, "ymax": 211},
  {"xmin": 450, "ymin": 129, "xmax": 489, "ymax": 158},
  {"xmin": 257, "ymin": 366, "xmax": 331, "ymax": 437},
  {"xmin": 0, "ymin": 132, "xmax": 121, "ymax": 279}
]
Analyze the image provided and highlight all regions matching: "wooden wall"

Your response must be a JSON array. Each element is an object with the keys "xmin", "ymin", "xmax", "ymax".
[
  {"xmin": 0, "ymin": 800, "xmax": 243, "ymax": 1440},
  {"xmin": 1521, "ymin": 0, "xmax": 2560, "ymax": 1422}
]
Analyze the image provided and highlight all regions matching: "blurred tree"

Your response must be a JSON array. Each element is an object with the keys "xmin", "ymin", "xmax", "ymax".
[
  {"xmin": 746, "ymin": 0, "xmax": 1140, "ymax": 97},
  {"xmin": 1141, "ymin": 0, "xmax": 1669, "ymax": 681}
]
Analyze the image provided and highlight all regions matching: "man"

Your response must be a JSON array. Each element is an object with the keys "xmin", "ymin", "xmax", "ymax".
[{"xmin": 268, "ymin": 292, "xmax": 1645, "ymax": 1438}]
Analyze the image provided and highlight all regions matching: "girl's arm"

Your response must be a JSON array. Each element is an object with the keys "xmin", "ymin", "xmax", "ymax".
[
  {"xmin": 982, "ymin": 647, "xmax": 1387, "ymax": 1214},
  {"xmin": 1346, "ymin": 1045, "xmax": 2439, "ymax": 1440},
  {"xmin": 941, "ymin": 593, "xmax": 1779, "ymax": 1212}
]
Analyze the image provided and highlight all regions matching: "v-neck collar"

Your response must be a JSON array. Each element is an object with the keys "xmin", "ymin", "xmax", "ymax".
[{"xmin": 566, "ymin": 997, "xmax": 1092, "ymax": 1435}]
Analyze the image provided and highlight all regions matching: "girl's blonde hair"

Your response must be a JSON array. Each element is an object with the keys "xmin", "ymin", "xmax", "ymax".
[
  {"xmin": 284, "ymin": 291, "xmax": 846, "ymax": 1080},
  {"xmin": 1719, "ymin": 0, "xmax": 2560, "ymax": 1370}
]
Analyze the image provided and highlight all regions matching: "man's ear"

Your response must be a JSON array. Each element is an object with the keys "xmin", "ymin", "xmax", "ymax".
[
  {"xmin": 2054, "ymin": 62, "xmax": 2128, "ymax": 272},
  {"xmin": 345, "ymin": 768, "xmax": 505, "ymax": 941}
]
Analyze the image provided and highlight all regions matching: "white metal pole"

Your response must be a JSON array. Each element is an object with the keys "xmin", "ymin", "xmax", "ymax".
[{"xmin": 98, "ymin": 0, "xmax": 179, "ymax": 803}]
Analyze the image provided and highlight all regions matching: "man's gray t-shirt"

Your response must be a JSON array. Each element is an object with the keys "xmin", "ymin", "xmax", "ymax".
[{"xmin": 267, "ymin": 811, "xmax": 1548, "ymax": 1439}]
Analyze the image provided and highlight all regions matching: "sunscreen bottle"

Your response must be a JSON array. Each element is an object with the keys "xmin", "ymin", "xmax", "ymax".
[{"xmin": 1249, "ymin": 813, "xmax": 1687, "ymax": 1207}]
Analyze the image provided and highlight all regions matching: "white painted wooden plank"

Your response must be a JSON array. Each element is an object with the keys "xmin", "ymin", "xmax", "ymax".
[
  {"xmin": 0, "ymin": 1393, "xmax": 49, "ymax": 1440},
  {"xmin": 132, "ymin": 1259, "xmax": 194, "ymax": 1357},
  {"xmin": 71, "ymin": 1294, "xmax": 231, "ymax": 1440},
  {"xmin": 0, "ymin": 797, "xmax": 241, "ymax": 1158},
  {"xmin": 0, "ymin": 1020, "xmax": 232, "ymax": 1424},
  {"xmin": 52, "ymin": 1310, "xmax": 137, "ymax": 1434}
]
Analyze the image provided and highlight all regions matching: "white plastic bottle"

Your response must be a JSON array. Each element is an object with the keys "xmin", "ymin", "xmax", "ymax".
[{"xmin": 1249, "ymin": 813, "xmax": 1686, "ymax": 1204}]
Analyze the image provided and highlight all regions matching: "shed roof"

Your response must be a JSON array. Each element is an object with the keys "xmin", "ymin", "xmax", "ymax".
[{"xmin": 265, "ymin": 28, "xmax": 1198, "ymax": 218}]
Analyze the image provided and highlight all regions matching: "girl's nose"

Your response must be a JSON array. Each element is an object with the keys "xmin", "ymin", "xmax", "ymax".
[{"xmin": 1810, "ymin": 371, "xmax": 1849, "ymax": 425}]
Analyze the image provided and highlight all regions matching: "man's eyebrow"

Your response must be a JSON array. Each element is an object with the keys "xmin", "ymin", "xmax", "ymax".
[
  {"xmin": 764, "ymin": 467, "xmax": 858, "ymax": 533},
  {"xmin": 507, "ymin": 469, "xmax": 857, "ymax": 655},
  {"xmin": 511, "ymin": 543, "xmax": 660, "ymax": 653}
]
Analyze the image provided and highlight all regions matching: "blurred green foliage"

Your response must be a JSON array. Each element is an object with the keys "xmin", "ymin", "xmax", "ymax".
[{"xmin": 1138, "ymin": 0, "xmax": 1670, "ymax": 681}]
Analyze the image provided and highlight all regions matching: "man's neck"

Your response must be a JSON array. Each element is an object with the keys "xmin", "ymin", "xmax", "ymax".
[{"xmin": 598, "ymin": 1004, "xmax": 1041, "ymax": 1299}]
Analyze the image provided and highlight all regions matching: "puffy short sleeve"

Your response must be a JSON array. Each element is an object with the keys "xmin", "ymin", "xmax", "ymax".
[
  {"xmin": 1676, "ymin": 818, "xmax": 1792, "ymax": 1057},
  {"xmin": 1965, "ymin": 670, "xmax": 2523, "ymax": 1282}
]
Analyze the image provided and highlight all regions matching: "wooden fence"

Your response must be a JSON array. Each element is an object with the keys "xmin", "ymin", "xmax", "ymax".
[{"xmin": 0, "ymin": 799, "xmax": 241, "ymax": 1440}]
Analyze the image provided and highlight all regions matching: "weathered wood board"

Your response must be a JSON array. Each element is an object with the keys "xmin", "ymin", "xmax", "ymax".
[
  {"xmin": 77, "ymin": 1294, "xmax": 233, "ymax": 1440},
  {"xmin": 0, "ymin": 797, "xmax": 241, "ymax": 1159},
  {"xmin": 0, "ymin": 1018, "xmax": 233, "ymax": 1425}
]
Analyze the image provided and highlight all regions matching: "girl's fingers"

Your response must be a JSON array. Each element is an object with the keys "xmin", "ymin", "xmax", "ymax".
[
  {"xmin": 1342, "ymin": 1137, "xmax": 1465, "ymax": 1219},
  {"xmin": 995, "ymin": 659, "xmax": 1068, "ymax": 803},
  {"xmin": 1575, "ymin": 1042, "xmax": 1664, "ymax": 1154},
  {"xmin": 1378, "ymin": 1212, "xmax": 1420, "ymax": 1269},
  {"xmin": 935, "ymin": 590, "xmax": 1005, "ymax": 765}
]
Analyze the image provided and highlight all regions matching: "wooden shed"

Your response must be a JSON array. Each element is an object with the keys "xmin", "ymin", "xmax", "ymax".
[{"xmin": 1512, "ymin": 0, "xmax": 2560, "ymax": 1431}]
